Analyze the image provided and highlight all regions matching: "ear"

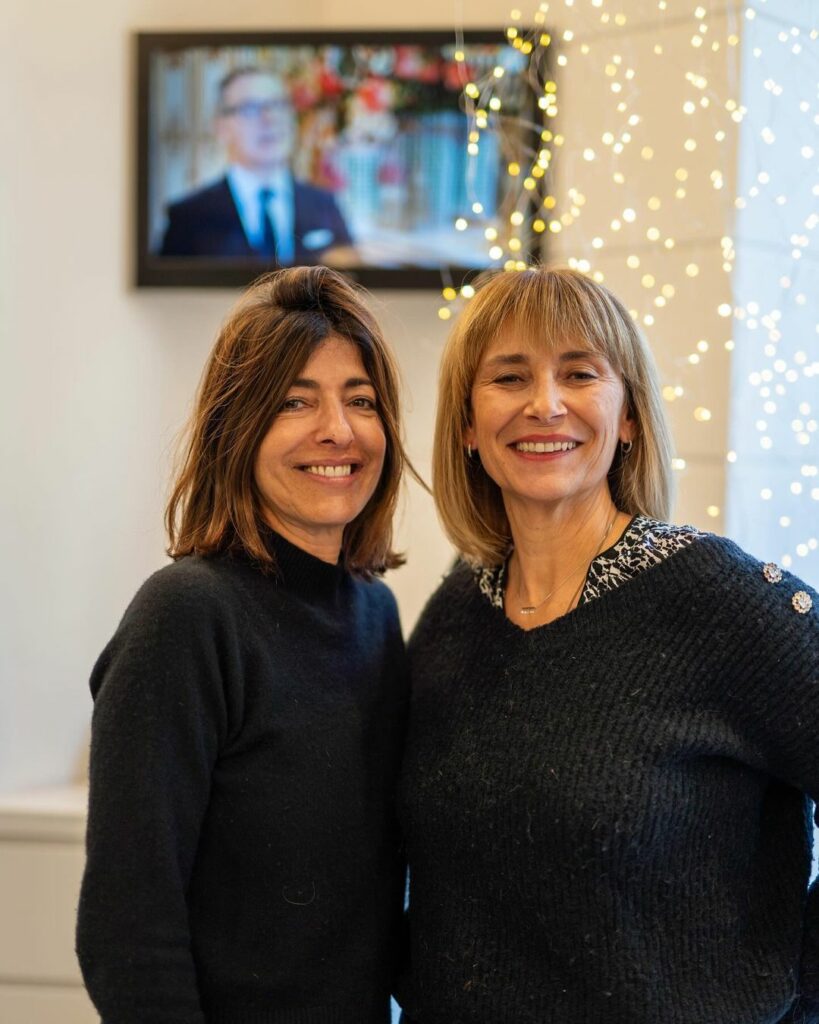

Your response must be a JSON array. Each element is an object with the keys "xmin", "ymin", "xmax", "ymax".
[{"xmin": 618, "ymin": 405, "xmax": 636, "ymax": 445}]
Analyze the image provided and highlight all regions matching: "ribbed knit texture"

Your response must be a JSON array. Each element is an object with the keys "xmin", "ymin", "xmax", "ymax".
[
  {"xmin": 399, "ymin": 534, "xmax": 819, "ymax": 1024},
  {"xmin": 76, "ymin": 529, "xmax": 408, "ymax": 1024}
]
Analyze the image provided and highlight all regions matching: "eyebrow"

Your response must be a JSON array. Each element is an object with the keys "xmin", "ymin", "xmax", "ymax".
[
  {"xmin": 560, "ymin": 349, "xmax": 604, "ymax": 361},
  {"xmin": 483, "ymin": 354, "xmax": 528, "ymax": 369},
  {"xmin": 290, "ymin": 376, "xmax": 375, "ymax": 390},
  {"xmin": 483, "ymin": 349, "xmax": 602, "ymax": 368}
]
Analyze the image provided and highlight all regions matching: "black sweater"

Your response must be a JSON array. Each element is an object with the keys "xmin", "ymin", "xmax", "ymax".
[
  {"xmin": 76, "ymin": 530, "xmax": 408, "ymax": 1024},
  {"xmin": 400, "ymin": 535, "xmax": 819, "ymax": 1024}
]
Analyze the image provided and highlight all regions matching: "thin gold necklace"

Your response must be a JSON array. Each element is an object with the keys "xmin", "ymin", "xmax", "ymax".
[{"xmin": 517, "ymin": 510, "xmax": 617, "ymax": 616}]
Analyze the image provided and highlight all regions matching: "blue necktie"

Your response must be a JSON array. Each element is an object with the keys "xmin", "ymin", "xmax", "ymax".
[{"xmin": 257, "ymin": 188, "xmax": 277, "ymax": 259}]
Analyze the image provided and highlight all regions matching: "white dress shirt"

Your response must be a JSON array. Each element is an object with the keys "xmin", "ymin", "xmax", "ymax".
[{"xmin": 226, "ymin": 165, "xmax": 295, "ymax": 264}]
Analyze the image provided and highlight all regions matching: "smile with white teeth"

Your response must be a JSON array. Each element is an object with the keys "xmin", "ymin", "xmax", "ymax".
[
  {"xmin": 303, "ymin": 464, "xmax": 355, "ymax": 477},
  {"xmin": 514, "ymin": 441, "xmax": 578, "ymax": 453}
]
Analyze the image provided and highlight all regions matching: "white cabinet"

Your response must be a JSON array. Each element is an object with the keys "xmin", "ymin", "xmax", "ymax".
[{"xmin": 0, "ymin": 786, "xmax": 97, "ymax": 1023}]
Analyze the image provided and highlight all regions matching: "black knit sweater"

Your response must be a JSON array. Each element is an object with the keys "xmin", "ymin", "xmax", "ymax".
[
  {"xmin": 76, "ymin": 529, "xmax": 408, "ymax": 1024},
  {"xmin": 399, "ymin": 534, "xmax": 819, "ymax": 1024}
]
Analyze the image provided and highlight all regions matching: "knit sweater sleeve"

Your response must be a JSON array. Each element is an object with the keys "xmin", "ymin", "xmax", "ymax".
[
  {"xmin": 708, "ymin": 541, "xmax": 819, "ymax": 1024},
  {"xmin": 76, "ymin": 560, "xmax": 235, "ymax": 1024}
]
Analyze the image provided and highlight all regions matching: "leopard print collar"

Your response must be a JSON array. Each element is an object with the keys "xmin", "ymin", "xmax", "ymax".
[{"xmin": 475, "ymin": 516, "xmax": 706, "ymax": 611}]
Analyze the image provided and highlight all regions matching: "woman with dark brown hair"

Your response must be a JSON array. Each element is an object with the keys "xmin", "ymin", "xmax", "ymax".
[{"xmin": 76, "ymin": 267, "xmax": 409, "ymax": 1024}]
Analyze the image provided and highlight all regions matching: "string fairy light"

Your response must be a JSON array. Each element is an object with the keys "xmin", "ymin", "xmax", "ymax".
[
  {"xmin": 438, "ymin": 1, "xmax": 817, "ymax": 571},
  {"xmin": 731, "ymin": 9, "xmax": 819, "ymax": 572}
]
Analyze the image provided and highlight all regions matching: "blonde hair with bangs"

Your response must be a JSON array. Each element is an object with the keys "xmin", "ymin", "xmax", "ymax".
[{"xmin": 433, "ymin": 267, "xmax": 674, "ymax": 566}]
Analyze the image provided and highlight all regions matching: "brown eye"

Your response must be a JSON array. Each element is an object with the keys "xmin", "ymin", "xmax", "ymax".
[{"xmin": 280, "ymin": 397, "xmax": 307, "ymax": 411}]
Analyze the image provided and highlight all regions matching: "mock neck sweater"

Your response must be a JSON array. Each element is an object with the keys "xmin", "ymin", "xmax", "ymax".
[
  {"xmin": 399, "ymin": 533, "xmax": 819, "ymax": 1024},
  {"xmin": 77, "ymin": 529, "xmax": 408, "ymax": 1024}
]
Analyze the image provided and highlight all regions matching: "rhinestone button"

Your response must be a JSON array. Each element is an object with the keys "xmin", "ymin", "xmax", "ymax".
[
  {"xmin": 792, "ymin": 591, "xmax": 813, "ymax": 615},
  {"xmin": 763, "ymin": 562, "xmax": 783, "ymax": 584}
]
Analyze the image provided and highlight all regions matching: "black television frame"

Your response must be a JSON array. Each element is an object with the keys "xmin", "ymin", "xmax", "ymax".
[{"xmin": 135, "ymin": 29, "xmax": 543, "ymax": 289}]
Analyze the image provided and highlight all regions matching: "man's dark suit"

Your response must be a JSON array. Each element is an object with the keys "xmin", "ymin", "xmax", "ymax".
[{"xmin": 158, "ymin": 176, "xmax": 353, "ymax": 263}]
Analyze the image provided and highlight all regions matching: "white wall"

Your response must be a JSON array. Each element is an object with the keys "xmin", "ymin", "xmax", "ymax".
[
  {"xmin": 0, "ymin": 0, "xmax": 740, "ymax": 793},
  {"xmin": 0, "ymin": 0, "xmax": 473, "ymax": 794}
]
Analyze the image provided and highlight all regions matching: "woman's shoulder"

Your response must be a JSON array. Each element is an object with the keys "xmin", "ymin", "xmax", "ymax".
[
  {"xmin": 682, "ymin": 535, "xmax": 818, "ymax": 709},
  {"xmin": 117, "ymin": 552, "xmax": 247, "ymax": 636},
  {"xmin": 422, "ymin": 558, "xmax": 479, "ymax": 607},
  {"xmin": 586, "ymin": 518, "xmax": 815, "ymax": 636},
  {"xmin": 671, "ymin": 529, "xmax": 817, "ymax": 624},
  {"xmin": 91, "ymin": 555, "xmax": 247, "ymax": 700},
  {"xmin": 350, "ymin": 574, "xmax": 404, "ymax": 639},
  {"xmin": 408, "ymin": 559, "xmax": 481, "ymax": 646},
  {"xmin": 353, "ymin": 572, "xmax": 399, "ymax": 608},
  {"xmin": 137, "ymin": 550, "xmax": 234, "ymax": 597}
]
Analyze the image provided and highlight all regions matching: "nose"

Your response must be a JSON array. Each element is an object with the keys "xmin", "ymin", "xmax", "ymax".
[
  {"xmin": 526, "ymin": 373, "xmax": 567, "ymax": 421},
  {"xmin": 317, "ymin": 399, "xmax": 354, "ymax": 446}
]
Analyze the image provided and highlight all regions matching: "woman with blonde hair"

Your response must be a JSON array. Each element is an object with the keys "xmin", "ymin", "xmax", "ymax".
[
  {"xmin": 77, "ymin": 266, "xmax": 409, "ymax": 1024},
  {"xmin": 399, "ymin": 267, "xmax": 819, "ymax": 1024}
]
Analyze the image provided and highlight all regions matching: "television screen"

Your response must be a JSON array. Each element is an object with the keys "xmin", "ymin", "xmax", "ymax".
[{"xmin": 136, "ymin": 31, "xmax": 538, "ymax": 288}]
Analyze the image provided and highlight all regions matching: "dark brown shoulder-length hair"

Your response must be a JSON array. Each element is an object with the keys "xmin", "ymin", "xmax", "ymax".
[{"xmin": 166, "ymin": 266, "xmax": 407, "ymax": 576}]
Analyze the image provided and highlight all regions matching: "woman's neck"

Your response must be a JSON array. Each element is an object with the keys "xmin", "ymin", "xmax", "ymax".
[
  {"xmin": 504, "ymin": 490, "xmax": 627, "ymax": 627},
  {"xmin": 259, "ymin": 508, "xmax": 343, "ymax": 565}
]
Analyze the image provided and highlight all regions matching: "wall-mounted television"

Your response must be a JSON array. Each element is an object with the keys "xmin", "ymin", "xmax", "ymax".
[{"xmin": 136, "ymin": 30, "xmax": 538, "ymax": 289}]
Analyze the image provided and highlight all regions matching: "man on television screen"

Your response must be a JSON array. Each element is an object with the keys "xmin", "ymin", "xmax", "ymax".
[{"xmin": 159, "ymin": 68, "xmax": 354, "ymax": 265}]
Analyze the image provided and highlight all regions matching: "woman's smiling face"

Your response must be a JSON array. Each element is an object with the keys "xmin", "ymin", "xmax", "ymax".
[
  {"xmin": 465, "ymin": 329, "xmax": 634, "ymax": 516},
  {"xmin": 253, "ymin": 335, "xmax": 386, "ymax": 558}
]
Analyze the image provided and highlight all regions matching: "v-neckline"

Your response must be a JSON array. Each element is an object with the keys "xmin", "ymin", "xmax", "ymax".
[{"xmin": 480, "ymin": 528, "xmax": 710, "ymax": 638}]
